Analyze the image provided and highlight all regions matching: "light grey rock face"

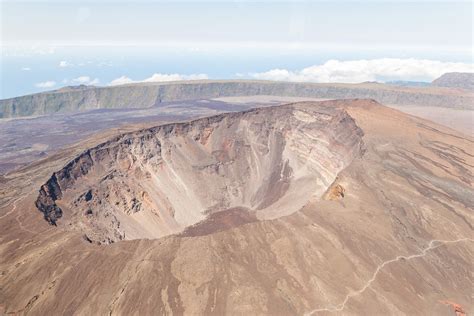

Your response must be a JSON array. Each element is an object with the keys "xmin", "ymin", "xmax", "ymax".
[
  {"xmin": 2, "ymin": 80, "xmax": 473, "ymax": 118},
  {"xmin": 36, "ymin": 102, "xmax": 364, "ymax": 244},
  {"xmin": 432, "ymin": 72, "xmax": 474, "ymax": 91}
]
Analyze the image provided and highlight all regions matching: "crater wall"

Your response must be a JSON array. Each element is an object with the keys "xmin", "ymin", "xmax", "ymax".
[{"xmin": 36, "ymin": 101, "xmax": 364, "ymax": 244}]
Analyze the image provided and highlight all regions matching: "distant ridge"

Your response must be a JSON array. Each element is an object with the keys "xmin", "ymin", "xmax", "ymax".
[
  {"xmin": 432, "ymin": 72, "xmax": 474, "ymax": 91},
  {"xmin": 385, "ymin": 80, "xmax": 430, "ymax": 87},
  {"xmin": 1, "ymin": 80, "xmax": 473, "ymax": 118},
  {"xmin": 57, "ymin": 84, "xmax": 96, "ymax": 92}
]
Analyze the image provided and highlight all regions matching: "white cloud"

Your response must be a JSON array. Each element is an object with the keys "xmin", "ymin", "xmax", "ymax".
[
  {"xmin": 109, "ymin": 76, "xmax": 135, "ymax": 86},
  {"xmin": 21, "ymin": 67, "xmax": 31, "ymax": 71},
  {"xmin": 143, "ymin": 73, "xmax": 208, "ymax": 82},
  {"xmin": 108, "ymin": 73, "xmax": 208, "ymax": 86},
  {"xmin": 71, "ymin": 76, "xmax": 99, "ymax": 85},
  {"xmin": 35, "ymin": 81, "xmax": 56, "ymax": 88},
  {"xmin": 59, "ymin": 60, "xmax": 72, "ymax": 67},
  {"xmin": 250, "ymin": 58, "xmax": 474, "ymax": 83}
]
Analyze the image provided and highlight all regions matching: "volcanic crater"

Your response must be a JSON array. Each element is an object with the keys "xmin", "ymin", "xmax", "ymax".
[{"xmin": 36, "ymin": 102, "xmax": 364, "ymax": 244}]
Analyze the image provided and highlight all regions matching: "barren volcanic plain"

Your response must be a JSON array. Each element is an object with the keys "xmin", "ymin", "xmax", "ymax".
[{"xmin": 0, "ymin": 98, "xmax": 472, "ymax": 315}]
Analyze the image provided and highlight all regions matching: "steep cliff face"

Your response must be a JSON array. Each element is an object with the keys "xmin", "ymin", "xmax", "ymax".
[
  {"xmin": 35, "ymin": 101, "xmax": 364, "ymax": 244},
  {"xmin": 2, "ymin": 80, "xmax": 473, "ymax": 118}
]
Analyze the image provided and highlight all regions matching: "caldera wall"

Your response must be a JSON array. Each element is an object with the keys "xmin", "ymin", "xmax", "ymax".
[{"xmin": 2, "ymin": 80, "xmax": 473, "ymax": 118}]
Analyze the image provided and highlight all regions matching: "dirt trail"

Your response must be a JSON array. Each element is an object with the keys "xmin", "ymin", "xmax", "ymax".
[{"xmin": 305, "ymin": 238, "xmax": 474, "ymax": 315}]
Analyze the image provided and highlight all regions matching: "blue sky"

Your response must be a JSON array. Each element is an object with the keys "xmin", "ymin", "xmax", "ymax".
[{"xmin": 1, "ymin": 0, "xmax": 473, "ymax": 98}]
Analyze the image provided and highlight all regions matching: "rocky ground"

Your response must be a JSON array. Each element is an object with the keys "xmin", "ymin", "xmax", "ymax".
[{"xmin": 0, "ymin": 99, "xmax": 472, "ymax": 315}]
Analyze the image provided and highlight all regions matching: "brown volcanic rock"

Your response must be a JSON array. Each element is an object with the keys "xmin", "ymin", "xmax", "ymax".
[
  {"xmin": 35, "ymin": 103, "xmax": 364, "ymax": 244},
  {"xmin": 0, "ymin": 99, "xmax": 473, "ymax": 315},
  {"xmin": 324, "ymin": 183, "xmax": 346, "ymax": 200},
  {"xmin": 439, "ymin": 301, "xmax": 467, "ymax": 316}
]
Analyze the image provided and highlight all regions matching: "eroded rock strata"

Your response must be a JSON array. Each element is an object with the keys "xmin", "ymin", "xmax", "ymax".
[{"xmin": 36, "ymin": 102, "xmax": 364, "ymax": 244}]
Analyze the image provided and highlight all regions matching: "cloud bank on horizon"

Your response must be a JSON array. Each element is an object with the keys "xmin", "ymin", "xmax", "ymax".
[
  {"xmin": 32, "ymin": 58, "xmax": 474, "ymax": 90},
  {"xmin": 104, "ymin": 58, "xmax": 473, "ymax": 87},
  {"xmin": 35, "ymin": 81, "xmax": 56, "ymax": 88},
  {"xmin": 109, "ymin": 73, "xmax": 209, "ymax": 86},
  {"xmin": 249, "ymin": 58, "xmax": 474, "ymax": 84},
  {"xmin": 71, "ymin": 76, "xmax": 99, "ymax": 85},
  {"xmin": 35, "ymin": 76, "xmax": 100, "ymax": 89}
]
